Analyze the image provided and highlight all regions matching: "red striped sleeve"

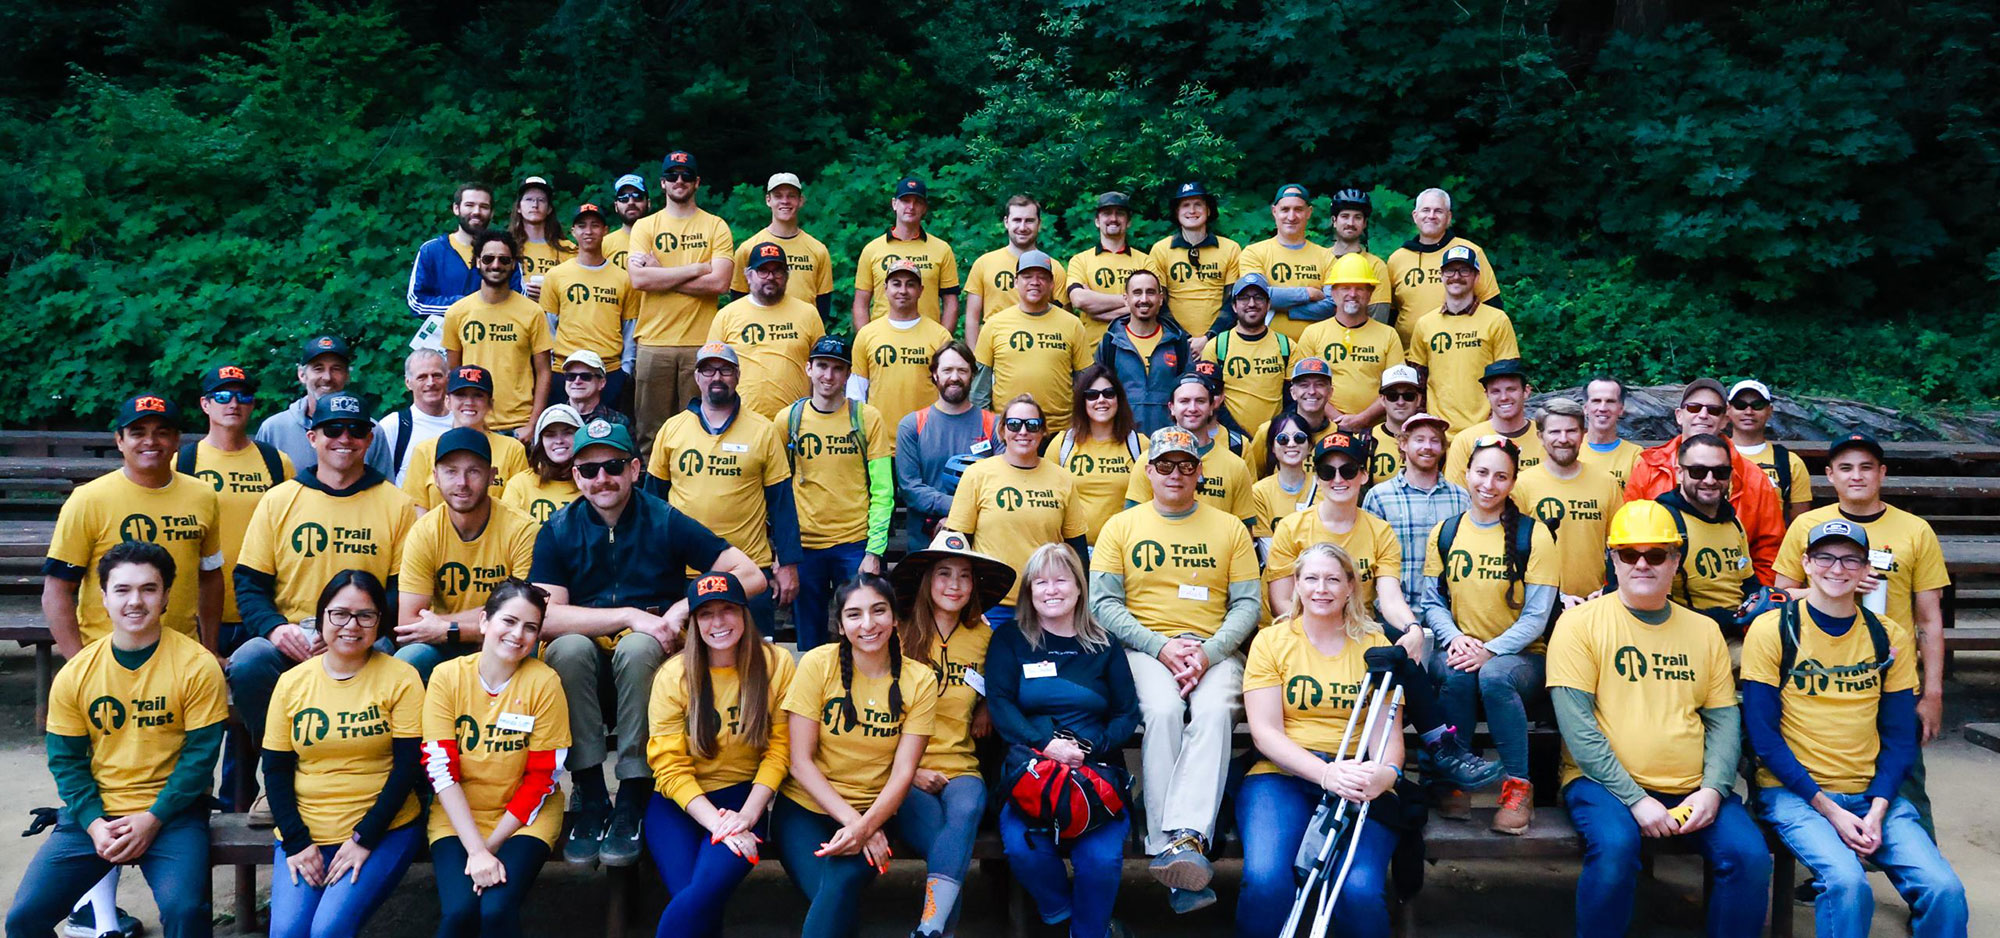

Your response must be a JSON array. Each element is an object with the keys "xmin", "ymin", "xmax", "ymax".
[
  {"xmin": 504, "ymin": 747, "xmax": 568, "ymax": 826},
  {"xmin": 421, "ymin": 738, "xmax": 461, "ymax": 793}
]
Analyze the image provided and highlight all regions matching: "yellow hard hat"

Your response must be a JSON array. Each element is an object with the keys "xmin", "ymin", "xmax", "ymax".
[
  {"xmin": 1605, "ymin": 500, "xmax": 1681, "ymax": 548},
  {"xmin": 1326, "ymin": 253, "xmax": 1380, "ymax": 287}
]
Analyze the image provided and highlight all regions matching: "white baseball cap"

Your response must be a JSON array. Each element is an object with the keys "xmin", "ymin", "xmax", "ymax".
[
  {"xmin": 562, "ymin": 350, "xmax": 607, "ymax": 374},
  {"xmin": 1380, "ymin": 364, "xmax": 1422, "ymax": 391},
  {"xmin": 766, "ymin": 172, "xmax": 803, "ymax": 192},
  {"xmin": 1727, "ymin": 379, "xmax": 1773, "ymax": 403},
  {"xmin": 534, "ymin": 403, "xmax": 584, "ymax": 437}
]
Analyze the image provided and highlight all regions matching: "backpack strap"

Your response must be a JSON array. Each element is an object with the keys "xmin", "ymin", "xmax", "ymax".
[
  {"xmin": 1213, "ymin": 330, "xmax": 1229, "ymax": 364},
  {"xmin": 1435, "ymin": 513, "xmax": 1464, "ymax": 608},
  {"xmin": 846, "ymin": 400, "xmax": 867, "ymax": 459},
  {"xmin": 1780, "ymin": 600, "xmax": 1894, "ymax": 690},
  {"xmin": 1058, "ymin": 429, "xmax": 1077, "ymax": 466},
  {"xmin": 1656, "ymin": 500, "xmax": 1696, "ymax": 604},
  {"xmin": 1860, "ymin": 606, "xmax": 1892, "ymax": 678},
  {"xmin": 1125, "ymin": 431, "xmax": 1142, "ymax": 462},
  {"xmin": 1772, "ymin": 443, "xmax": 1793, "ymax": 504},
  {"xmin": 1276, "ymin": 332, "xmax": 1291, "ymax": 359},
  {"xmin": 1227, "ymin": 429, "xmax": 1246, "ymax": 457},
  {"xmin": 784, "ymin": 399, "xmax": 807, "ymax": 474},
  {"xmin": 1504, "ymin": 513, "xmax": 1538, "ymax": 610},
  {"xmin": 389, "ymin": 406, "xmax": 415, "ymax": 476},
  {"xmin": 176, "ymin": 441, "xmax": 200, "ymax": 476},
  {"xmin": 915, "ymin": 406, "xmax": 929, "ymax": 434},
  {"xmin": 254, "ymin": 441, "xmax": 286, "ymax": 486}
]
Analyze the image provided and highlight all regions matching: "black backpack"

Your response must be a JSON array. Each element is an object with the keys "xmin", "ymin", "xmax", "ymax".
[
  {"xmin": 176, "ymin": 440, "xmax": 287, "ymax": 488},
  {"xmin": 1775, "ymin": 598, "xmax": 1891, "ymax": 689},
  {"xmin": 1434, "ymin": 510, "xmax": 1544, "ymax": 617}
]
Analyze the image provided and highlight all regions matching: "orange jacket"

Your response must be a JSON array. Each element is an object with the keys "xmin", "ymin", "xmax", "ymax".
[{"xmin": 1624, "ymin": 436, "xmax": 1784, "ymax": 582}]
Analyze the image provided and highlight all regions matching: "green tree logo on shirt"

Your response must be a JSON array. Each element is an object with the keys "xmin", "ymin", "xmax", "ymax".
[
  {"xmin": 677, "ymin": 450, "xmax": 705, "ymax": 477},
  {"xmin": 1324, "ymin": 343, "xmax": 1350, "ymax": 363},
  {"xmin": 195, "ymin": 470, "xmax": 224, "ymax": 492},
  {"xmin": 461, "ymin": 320, "xmax": 487, "ymax": 344},
  {"xmin": 995, "ymin": 487, "xmax": 1025, "ymax": 511},
  {"xmin": 742, "ymin": 323, "xmax": 768, "ymax": 344},
  {"xmin": 1613, "ymin": 645, "xmax": 1648, "ymax": 682},
  {"xmin": 1169, "ymin": 260, "xmax": 1194, "ymax": 283},
  {"xmin": 1401, "ymin": 267, "xmax": 1427, "ymax": 289},
  {"xmin": 1068, "ymin": 453, "xmax": 1096, "ymax": 475},
  {"xmin": 1534, "ymin": 498, "xmax": 1567, "ymax": 533},
  {"xmin": 455, "ymin": 714, "xmax": 481, "ymax": 752},
  {"xmin": 1788, "ymin": 659, "xmax": 1832, "ymax": 696},
  {"xmin": 653, "ymin": 231, "xmax": 680, "ymax": 252},
  {"xmin": 437, "ymin": 562, "xmax": 472, "ymax": 596},
  {"xmin": 88, "ymin": 695, "xmax": 126, "ymax": 731},
  {"xmin": 1270, "ymin": 262, "xmax": 1295, "ymax": 282},
  {"xmin": 820, "ymin": 697, "xmax": 859, "ymax": 736},
  {"xmin": 293, "ymin": 708, "xmax": 331, "ymax": 747},
  {"xmin": 1370, "ymin": 452, "xmax": 1397, "ymax": 480},
  {"xmin": 1284, "ymin": 675, "xmax": 1325, "ymax": 710},
  {"xmin": 1428, "ymin": 332, "xmax": 1454, "ymax": 355},
  {"xmin": 1445, "ymin": 549, "xmax": 1474, "ymax": 581},
  {"xmin": 873, "ymin": 346, "xmax": 899, "ymax": 367},
  {"xmin": 611, "ymin": 250, "xmax": 628, "ymax": 268},
  {"xmin": 1694, "ymin": 548, "xmax": 1724, "ymax": 579},
  {"xmin": 530, "ymin": 499, "xmax": 558, "ymax": 523},
  {"xmin": 878, "ymin": 254, "xmax": 903, "ymax": 272},
  {"xmin": 291, "ymin": 522, "xmax": 330, "ymax": 557},
  {"xmin": 1007, "ymin": 331, "xmax": 1037, "ymax": 352},
  {"xmin": 993, "ymin": 270, "xmax": 1016, "ymax": 292},
  {"xmin": 565, "ymin": 283, "xmax": 591, "ymax": 305},
  {"xmin": 119, "ymin": 514, "xmax": 159, "ymax": 543},
  {"xmin": 797, "ymin": 433, "xmax": 825, "ymax": 459},
  {"xmin": 1093, "ymin": 267, "xmax": 1119, "ymax": 289},
  {"xmin": 1224, "ymin": 356, "xmax": 1253, "ymax": 379},
  {"xmin": 1130, "ymin": 540, "xmax": 1167, "ymax": 572}
]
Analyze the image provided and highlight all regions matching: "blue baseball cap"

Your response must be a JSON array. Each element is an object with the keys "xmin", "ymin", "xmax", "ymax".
[
  {"xmin": 434, "ymin": 426, "xmax": 492, "ymax": 465},
  {"xmin": 614, "ymin": 173, "xmax": 646, "ymax": 194},
  {"xmin": 1231, "ymin": 273, "xmax": 1272, "ymax": 299},
  {"xmin": 1806, "ymin": 519, "xmax": 1869, "ymax": 552}
]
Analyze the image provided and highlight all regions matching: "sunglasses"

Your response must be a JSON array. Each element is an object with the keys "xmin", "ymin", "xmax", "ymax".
[
  {"xmin": 207, "ymin": 390, "xmax": 255, "ymax": 405},
  {"xmin": 1080, "ymin": 387, "xmax": 1119, "ymax": 402},
  {"xmin": 662, "ymin": 172, "xmax": 696, "ymax": 182},
  {"xmin": 574, "ymin": 457, "xmax": 634, "ymax": 479},
  {"xmin": 1470, "ymin": 433, "xmax": 1519, "ymax": 455},
  {"xmin": 1614, "ymin": 547, "xmax": 1673, "ymax": 566},
  {"xmin": 1151, "ymin": 459, "xmax": 1200, "ymax": 476},
  {"xmin": 478, "ymin": 255, "xmax": 516, "ymax": 267},
  {"xmin": 615, "ymin": 194, "xmax": 647, "ymax": 203},
  {"xmin": 318, "ymin": 422, "xmax": 371, "ymax": 440},
  {"xmin": 1730, "ymin": 398, "xmax": 1770, "ymax": 411},
  {"xmin": 1683, "ymin": 463, "xmax": 1732, "ymax": 481},
  {"xmin": 564, "ymin": 371, "xmax": 602, "ymax": 383},
  {"xmin": 1807, "ymin": 552, "xmax": 1869, "ymax": 571},
  {"xmin": 1003, "ymin": 417, "xmax": 1045, "ymax": 433},
  {"xmin": 1383, "ymin": 390, "xmax": 1421, "ymax": 403},
  {"xmin": 1681, "ymin": 402, "xmax": 1726, "ymax": 417},
  {"xmin": 1315, "ymin": 462, "xmax": 1365, "ymax": 481},
  {"xmin": 1273, "ymin": 431, "xmax": 1311, "ymax": 446}
]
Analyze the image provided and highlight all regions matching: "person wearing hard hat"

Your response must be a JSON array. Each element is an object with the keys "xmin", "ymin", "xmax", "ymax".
[
  {"xmin": 1299, "ymin": 252, "xmax": 1406, "ymax": 431},
  {"xmin": 1548, "ymin": 500, "xmax": 1768, "ymax": 938},
  {"xmin": 1325, "ymin": 186, "xmax": 1395, "ymax": 323}
]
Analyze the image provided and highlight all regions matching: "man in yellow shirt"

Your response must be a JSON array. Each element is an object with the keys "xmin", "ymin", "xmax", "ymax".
[
  {"xmin": 1237, "ymin": 183, "xmax": 1337, "ymax": 341},
  {"xmin": 1512, "ymin": 398, "xmax": 1623, "ymax": 605},
  {"xmin": 1645, "ymin": 434, "xmax": 1759, "ymax": 633},
  {"xmin": 1444, "ymin": 359, "xmax": 1545, "ymax": 484},
  {"xmin": 1149, "ymin": 181, "xmax": 1241, "ymax": 346},
  {"xmin": 852, "ymin": 260, "xmax": 952, "ymax": 430},
  {"xmin": 1327, "ymin": 186, "xmax": 1394, "ymax": 323},
  {"xmin": 708, "ymin": 241, "xmax": 826, "ymax": 418},
  {"xmin": 1298, "ymin": 252, "xmax": 1405, "ymax": 428},
  {"xmin": 1367, "ymin": 365, "xmax": 1425, "ymax": 483},
  {"xmin": 1126, "ymin": 375, "xmax": 1258, "ymax": 533},
  {"xmin": 729, "ymin": 172, "xmax": 834, "ymax": 317},
  {"xmin": 393, "ymin": 427, "xmax": 538, "ymax": 681},
  {"xmin": 1386, "ymin": 188, "xmax": 1502, "ymax": 344},
  {"xmin": 1408, "ymin": 246, "xmax": 1520, "ymax": 438},
  {"xmin": 1065, "ymin": 191, "xmax": 1163, "ymax": 351},
  {"xmin": 965, "ymin": 194, "xmax": 1068, "ymax": 349},
  {"xmin": 182, "ymin": 365, "xmax": 294, "ymax": 653},
  {"xmin": 1091, "ymin": 427, "xmax": 1261, "ymax": 910},
  {"xmin": 603, "ymin": 174, "xmax": 649, "ymax": 271},
  {"xmin": 399, "ymin": 366, "xmax": 531, "ymax": 512},
  {"xmin": 853, "ymin": 176, "xmax": 961, "ymax": 331},
  {"xmin": 1198, "ymin": 274, "xmax": 1293, "ymax": 433},
  {"xmin": 541, "ymin": 203, "xmax": 636, "ymax": 408},
  {"xmin": 626, "ymin": 150, "xmax": 737, "ymax": 445},
  {"xmin": 1726, "ymin": 379, "xmax": 1812, "ymax": 522},
  {"xmin": 1579, "ymin": 375, "xmax": 1644, "ymax": 488},
  {"xmin": 784, "ymin": 336, "xmax": 894, "ymax": 648},
  {"xmin": 442, "ymin": 230, "xmax": 556, "ymax": 437},
  {"xmin": 972, "ymin": 250, "xmax": 1090, "ymax": 431}
]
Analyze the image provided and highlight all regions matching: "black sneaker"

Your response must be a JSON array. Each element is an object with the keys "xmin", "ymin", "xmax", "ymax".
[
  {"xmin": 1167, "ymin": 885, "xmax": 1217, "ymax": 914},
  {"xmin": 561, "ymin": 793, "xmax": 609, "ymax": 867},
  {"xmin": 63, "ymin": 907, "xmax": 141, "ymax": 938},
  {"xmin": 1427, "ymin": 730, "xmax": 1505, "ymax": 791},
  {"xmin": 600, "ymin": 790, "xmax": 646, "ymax": 867},
  {"xmin": 1147, "ymin": 829, "xmax": 1213, "ymax": 891}
]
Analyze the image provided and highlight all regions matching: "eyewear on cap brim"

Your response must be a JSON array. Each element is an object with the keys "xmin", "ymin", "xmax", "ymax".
[{"xmin": 575, "ymin": 457, "xmax": 634, "ymax": 479}]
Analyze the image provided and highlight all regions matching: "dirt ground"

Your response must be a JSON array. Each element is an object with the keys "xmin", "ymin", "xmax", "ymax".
[{"xmin": 0, "ymin": 643, "xmax": 1991, "ymax": 936}]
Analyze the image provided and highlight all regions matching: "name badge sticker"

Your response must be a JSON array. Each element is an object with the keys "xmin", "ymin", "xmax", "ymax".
[
  {"xmin": 1178, "ymin": 584, "xmax": 1210, "ymax": 602},
  {"xmin": 721, "ymin": 442, "xmax": 749, "ymax": 453},
  {"xmin": 496, "ymin": 712, "xmax": 536, "ymax": 733},
  {"xmin": 964, "ymin": 668, "xmax": 987, "ymax": 696},
  {"xmin": 1023, "ymin": 661, "xmax": 1058, "ymax": 679},
  {"xmin": 1868, "ymin": 548, "xmax": 1894, "ymax": 571},
  {"xmin": 970, "ymin": 439, "xmax": 993, "ymax": 455}
]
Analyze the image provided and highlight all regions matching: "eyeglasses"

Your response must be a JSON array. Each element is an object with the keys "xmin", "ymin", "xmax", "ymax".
[
  {"xmin": 663, "ymin": 172, "xmax": 696, "ymax": 182},
  {"xmin": 1613, "ymin": 547, "xmax": 1673, "ymax": 566},
  {"xmin": 564, "ymin": 372, "xmax": 601, "ymax": 383},
  {"xmin": 1681, "ymin": 402, "xmax": 1726, "ymax": 417},
  {"xmin": 1315, "ymin": 462, "xmax": 1365, "ymax": 481},
  {"xmin": 1682, "ymin": 463, "xmax": 1732, "ymax": 481},
  {"xmin": 1273, "ymin": 431, "xmax": 1311, "ymax": 446},
  {"xmin": 1080, "ymin": 387, "xmax": 1119, "ymax": 402},
  {"xmin": 574, "ymin": 457, "xmax": 634, "ymax": 479},
  {"xmin": 1807, "ymin": 552, "xmax": 1870, "ymax": 571},
  {"xmin": 615, "ymin": 194, "xmax": 647, "ymax": 203},
  {"xmin": 1003, "ymin": 417, "xmax": 1045, "ymax": 434},
  {"xmin": 1151, "ymin": 459, "xmax": 1200, "ymax": 476},
  {"xmin": 317, "ymin": 423, "xmax": 371, "ymax": 440},
  {"xmin": 322, "ymin": 608, "xmax": 380, "ymax": 628},
  {"xmin": 207, "ymin": 390, "xmax": 255, "ymax": 405},
  {"xmin": 695, "ymin": 364, "xmax": 736, "ymax": 377},
  {"xmin": 1730, "ymin": 398, "xmax": 1770, "ymax": 411},
  {"xmin": 478, "ymin": 255, "xmax": 516, "ymax": 267},
  {"xmin": 1383, "ymin": 390, "xmax": 1421, "ymax": 403}
]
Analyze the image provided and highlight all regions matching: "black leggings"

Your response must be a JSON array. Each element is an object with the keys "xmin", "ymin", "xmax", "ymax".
[{"xmin": 430, "ymin": 835, "xmax": 550, "ymax": 938}]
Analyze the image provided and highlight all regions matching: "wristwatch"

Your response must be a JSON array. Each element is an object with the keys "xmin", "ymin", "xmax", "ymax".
[{"xmin": 447, "ymin": 622, "xmax": 461, "ymax": 645}]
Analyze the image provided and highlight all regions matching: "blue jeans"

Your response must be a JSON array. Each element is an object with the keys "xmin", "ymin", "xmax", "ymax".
[
  {"xmin": 268, "ymin": 824, "xmax": 421, "ymax": 938},
  {"xmin": 750, "ymin": 567, "xmax": 778, "ymax": 638},
  {"xmin": 395, "ymin": 641, "xmax": 479, "ymax": 683},
  {"xmin": 1234, "ymin": 772, "xmax": 1397, "ymax": 938},
  {"xmin": 6, "ymin": 812, "xmax": 211, "ymax": 938},
  {"xmin": 1754, "ymin": 788, "xmax": 1966, "ymax": 938},
  {"xmin": 430, "ymin": 835, "xmax": 549, "ymax": 938},
  {"xmin": 1564, "ymin": 778, "xmax": 1770, "ymax": 938},
  {"xmin": 773, "ymin": 796, "xmax": 880, "ymax": 938},
  {"xmin": 229, "ymin": 636, "xmax": 297, "ymax": 749},
  {"xmin": 998, "ymin": 803, "xmax": 1128, "ymax": 938},
  {"xmin": 644, "ymin": 785, "xmax": 765, "ymax": 938},
  {"xmin": 893, "ymin": 774, "xmax": 987, "ymax": 930},
  {"xmin": 793, "ymin": 541, "xmax": 866, "ymax": 650},
  {"xmin": 1430, "ymin": 650, "xmax": 1543, "ymax": 779}
]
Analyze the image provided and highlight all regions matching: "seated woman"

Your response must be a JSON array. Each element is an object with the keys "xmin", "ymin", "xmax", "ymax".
[
  {"xmin": 775, "ymin": 574, "xmax": 939, "ymax": 938},
  {"xmin": 986, "ymin": 543, "xmax": 1140, "ymax": 938},
  {"xmin": 1238, "ymin": 542, "xmax": 1406, "ymax": 938},
  {"xmin": 643, "ymin": 570, "xmax": 795, "ymax": 938},
  {"xmin": 421, "ymin": 579, "xmax": 571, "ymax": 938},
  {"xmin": 264, "ymin": 570, "xmax": 425, "ymax": 938},
  {"xmin": 500, "ymin": 403, "xmax": 582, "ymax": 527}
]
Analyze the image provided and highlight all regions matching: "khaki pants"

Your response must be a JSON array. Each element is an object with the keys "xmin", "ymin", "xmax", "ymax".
[
  {"xmin": 543, "ymin": 631, "xmax": 667, "ymax": 782},
  {"xmin": 1126, "ymin": 648, "xmax": 1244, "ymax": 854},
  {"xmin": 634, "ymin": 344, "xmax": 699, "ymax": 449}
]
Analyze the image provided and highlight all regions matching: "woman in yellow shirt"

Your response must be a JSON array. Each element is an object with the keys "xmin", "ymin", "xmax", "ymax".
[
  {"xmin": 500, "ymin": 404, "xmax": 582, "ymax": 526},
  {"xmin": 1239, "ymin": 543, "xmax": 1404, "ymax": 938},
  {"xmin": 644, "ymin": 570, "xmax": 795, "ymax": 938},
  {"xmin": 1051, "ymin": 366, "xmax": 1147, "ymax": 551},
  {"xmin": 1266, "ymin": 434, "xmax": 1416, "ymax": 633},
  {"xmin": 944, "ymin": 394, "xmax": 1089, "ymax": 629},
  {"xmin": 1250, "ymin": 410, "xmax": 1319, "ymax": 549},
  {"xmin": 421, "ymin": 579, "xmax": 572, "ymax": 937},
  {"xmin": 776, "ymin": 574, "xmax": 938, "ymax": 938},
  {"xmin": 890, "ymin": 531, "xmax": 1017, "ymax": 937}
]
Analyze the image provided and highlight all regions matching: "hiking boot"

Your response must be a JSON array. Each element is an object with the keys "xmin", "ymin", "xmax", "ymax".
[
  {"xmin": 599, "ymin": 790, "xmax": 647, "ymax": 867},
  {"xmin": 560, "ymin": 793, "xmax": 609, "ymax": 867},
  {"xmin": 1434, "ymin": 787, "xmax": 1471, "ymax": 820},
  {"xmin": 1147, "ymin": 830, "xmax": 1213, "ymax": 891},
  {"xmin": 1492, "ymin": 777, "xmax": 1534, "ymax": 835},
  {"xmin": 1167, "ymin": 886, "xmax": 1217, "ymax": 915},
  {"xmin": 63, "ymin": 907, "xmax": 141, "ymax": 938},
  {"xmin": 1425, "ymin": 729, "xmax": 1505, "ymax": 792}
]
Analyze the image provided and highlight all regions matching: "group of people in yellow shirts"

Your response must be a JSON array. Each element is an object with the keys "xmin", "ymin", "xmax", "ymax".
[{"xmin": 14, "ymin": 156, "xmax": 1971, "ymax": 938}]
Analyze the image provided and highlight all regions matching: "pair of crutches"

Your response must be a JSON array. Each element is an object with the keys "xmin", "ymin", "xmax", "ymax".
[{"xmin": 1281, "ymin": 644, "xmax": 1408, "ymax": 938}]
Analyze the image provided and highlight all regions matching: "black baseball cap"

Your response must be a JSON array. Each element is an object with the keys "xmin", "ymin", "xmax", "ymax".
[
  {"xmin": 661, "ymin": 150, "xmax": 699, "ymax": 176},
  {"xmin": 809, "ymin": 334, "xmax": 852, "ymax": 364},
  {"xmin": 519, "ymin": 175, "xmax": 554, "ymax": 197},
  {"xmin": 447, "ymin": 365, "xmax": 494, "ymax": 396},
  {"xmin": 1314, "ymin": 431, "xmax": 1372, "ymax": 465},
  {"xmin": 688, "ymin": 570, "xmax": 750, "ymax": 612},
  {"xmin": 200, "ymin": 364, "xmax": 254, "ymax": 394},
  {"xmin": 299, "ymin": 335, "xmax": 352, "ymax": 365},
  {"xmin": 434, "ymin": 426, "xmax": 492, "ymax": 464},
  {"xmin": 894, "ymin": 177, "xmax": 929, "ymax": 201},
  {"xmin": 746, "ymin": 241, "xmax": 788, "ymax": 270},
  {"xmin": 1479, "ymin": 359, "xmax": 1530, "ymax": 386},
  {"xmin": 1828, "ymin": 430, "xmax": 1886, "ymax": 462},
  {"xmin": 113, "ymin": 392, "xmax": 180, "ymax": 430},
  {"xmin": 308, "ymin": 392, "xmax": 370, "ymax": 430},
  {"xmin": 572, "ymin": 202, "xmax": 606, "ymax": 224},
  {"xmin": 1095, "ymin": 191, "xmax": 1132, "ymax": 211}
]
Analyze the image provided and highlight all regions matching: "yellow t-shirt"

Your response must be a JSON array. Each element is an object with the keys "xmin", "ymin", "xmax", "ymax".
[
  {"xmin": 1547, "ymin": 595, "xmax": 1735, "ymax": 795},
  {"xmin": 441, "ymin": 294, "xmax": 557, "ymax": 431},
  {"xmin": 729, "ymin": 227, "xmax": 835, "ymax": 305},
  {"xmin": 1066, "ymin": 246, "xmax": 1162, "ymax": 350},
  {"xmin": 780, "ymin": 644, "xmax": 939, "ymax": 814},
  {"xmin": 854, "ymin": 231, "xmax": 960, "ymax": 324},
  {"xmin": 517, "ymin": 238, "xmax": 574, "ymax": 283},
  {"xmin": 48, "ymin": 471, "xmax": 223, "ymax": 644},
  {"xmin": 1443, "ymin": 420, "xmax": 1545, "ymax": 486},
  {"xmin": 1148, "ymin": 233, "xmax": 1242, "ymax": 338},
  {"xmin": 1407, "ymin": 304, "xmax": 1521, "ymax": 439},
  {"xmin": 968, "ymin": 247, "xmax": 1070, "ymax": 320},
  {"xmin": 237, "ymin": 479, "xmax": 417, "ymax": 625},
  {"xmin": 46, "ymin": 629, "xmax": 229, "ymax": 816},
  {"xmin": 785, "ymin": 400, "xmax": 893, "ymax": 549},
  {"xmin": 263, "ymin": 653, "xmax": 424, "ymax": 843},
  {"xmin": 646, "ymin": 407, "xmax": 790, "ymax": 567},
  {"xmin": 1669, "ymin": 504, "xmax": 1754, "ymax": 611},
  {"xmin": 627, "ymin": 208, "xmax": 736, "ymax": 346},
  {"xmin": 1368, "ymin": 424, "xmax": 1402, "ymax": 484},
  {"xmin": 499, "ymin": 471, "xmax": 579, "ymax": 527},
  {"xmin": 1245, "ymin": 417, "xmax": 1336, "ymax": 479},
  {"xmin": 1742, "ymin": 605, "xmax": 1918, "ymax": 792},
  {"xmin": 1265, "ymin": 509, "xmax": 1403, "ymax": 613},
  {"xmin": 1243, "ymin": 620, "xmax": 1391, "ymax": 775},
  {"xmin": 1238, "ymin": 237, "xmax": 1336, "ymax": 340},
  {"xmin": 945, "ymin": 458, "xmax": 1087, "ymax": 605},
  {"xmin": 1199, "ymin": 329, "xmax": 1295, "ymax": 432},
  {"xmin": 1578, "ymin": 440, "xmax": 1644, "ymax": 490},
  {"xmin": 1774, "ymin": 505, "xmax": 1950, "ymax": 630},
  {"xmin": 186, "ymin": 441, "xmax": 295, "ymax": 626},
  {"xmin": 1055, "ymin": 430, "xmax": 1148, "ymax": 547},
  {"xmin": 603, "ymin": 227, "xmax": 633, "ymax": 270},
  {"xmin": 974, "ymin": 306, "xmax": 1090, "ymax": 432},
  {"xmin": 1512, "ymin": 465, "xmax": 1624, "ymax": 598},
  {"xmin": 919, "ymin": 623, "xmax": 993, "ymax": 779},
  {"xmin": 707, "ymin": 296, "xmax": 827, "ymax": 419},
  {"xmin": 1298, "ymin": 317, "xmax": 1407, "ymax": 416},
  {"xmin": 1091, "ymin": 502, "xmax": 1260, "ymax": 639},
  {"xmin": 647, "ymin": 643, "xmax": 796, "ymax": 808},
  {"xmin": 399, "ymin": 431, "xmax": 531, "ymax": 512},
  {"xmin": 398, "ymin": 503, "xmax": 539, "ymax": 615},
  {"xmin": 1125, "ymin": 323, "xmax": 1164, "ymax": 365},
  {"xmin": 1423, "ymin": 513, "xmax": 1559, "ymax": 652},
  {"xmin": 853, "ymin": 316, "xmax": 953, "ymax": 431},
  {"xmin": 1124, "ymin": 441, "xmax": 1260, "ymax": 530},
  {"xmin": 1735, "ymin": 443, "xmax": 1814, "ymax": 508},
  {"xmin": 422, "ymin": 654, "xmax": 572, "ymax": 846},
  {"xmin": 1385, "ymin": 237, "xmax": 1502, "ymax": 345},
  {"xmin": 539, "ymin": 258, "xmax": 635, "ymax": 373},
  {"xmin": 1250, "ymin": 473, "xmax": 1318, "ymax": 545}
]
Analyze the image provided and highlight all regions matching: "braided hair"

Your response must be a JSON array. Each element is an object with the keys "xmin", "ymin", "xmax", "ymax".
[{"xmin": 831, "ymin": 573, "xmax": 904, "ymax": 728}]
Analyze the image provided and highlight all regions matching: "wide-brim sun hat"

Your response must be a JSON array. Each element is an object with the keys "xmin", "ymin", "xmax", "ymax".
[{"xmin": 890, "ymin": 530, "xmax": 1018, "ymax": 619}]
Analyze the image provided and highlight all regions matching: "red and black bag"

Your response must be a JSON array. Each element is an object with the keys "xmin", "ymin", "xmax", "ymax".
[{"xmin": 1003, "ymin": 742, "xmax": 1127, "ymax": 842}]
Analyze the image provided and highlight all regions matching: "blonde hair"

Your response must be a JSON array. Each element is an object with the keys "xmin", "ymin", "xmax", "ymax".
[
  {"xmin": 1013, "ymin": 543, "xmax": 1109, "ymax": 652},
  {"xmin": 1287, "ymin": 542, "xmax": 1382, "ymax": 641}
]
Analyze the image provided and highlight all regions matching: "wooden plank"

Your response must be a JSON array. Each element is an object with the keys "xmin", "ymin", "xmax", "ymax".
[
  {"xmin": 1940, "ymin": 626, "xmax": 2000, "ymax": 651},
  {"xmin": 0, "ymin": 457, "xmax": 117, "ymax": 483},
  {"xmin": 1966, "ymin": 724, "xmax": 2000, "ymax": 754},
  {"xmin": 1810, "ymin": 476, "xmax": 2000, "ymax": 500},
  {"xmin": 1941, "ymin": 538, "xmax": 2000, "ymax": 576}
]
